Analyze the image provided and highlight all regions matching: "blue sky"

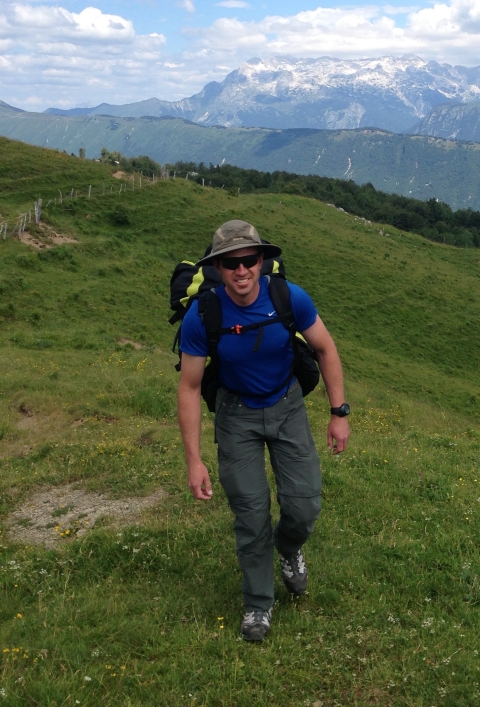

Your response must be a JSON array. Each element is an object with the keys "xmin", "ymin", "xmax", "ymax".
[{"xmin": 1, "ymin": 0, "xmax": 480, "ymax": 110}]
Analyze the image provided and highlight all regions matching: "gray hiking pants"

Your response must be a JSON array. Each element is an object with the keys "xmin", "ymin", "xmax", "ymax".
[{"xmin": 215, "ymin": 382, "xmax": 322, "ymax": 612}]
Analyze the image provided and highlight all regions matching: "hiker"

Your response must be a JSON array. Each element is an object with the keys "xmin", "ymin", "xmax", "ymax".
[{"xmin": 177, "ymin": 220, "xmax": 350, "ymax": 641}]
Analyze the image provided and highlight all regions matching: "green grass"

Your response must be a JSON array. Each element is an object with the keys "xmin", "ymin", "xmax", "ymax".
[{"xmin": 0, "ymin": 138, "xmax": 479, "ymax": 706}]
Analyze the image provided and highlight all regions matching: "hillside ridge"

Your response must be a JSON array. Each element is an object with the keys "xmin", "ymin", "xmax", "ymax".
[
  {"xmin": 0, "ymin": 136, "xmax": 478, "ymax": 422},
  {"xmin": 2, "ymin": 114, "xmax": 480, "ymax": 210}
]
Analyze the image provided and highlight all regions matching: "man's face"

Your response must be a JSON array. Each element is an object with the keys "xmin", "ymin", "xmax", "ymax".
[{"xmin": 215, "ymin": 247, "xmax": 264, "ymax": 305}]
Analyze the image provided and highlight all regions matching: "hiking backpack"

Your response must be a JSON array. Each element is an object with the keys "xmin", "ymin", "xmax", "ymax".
[{"xmin": 169, "ymin": 247, "xmax": 320, "ymax": 412}]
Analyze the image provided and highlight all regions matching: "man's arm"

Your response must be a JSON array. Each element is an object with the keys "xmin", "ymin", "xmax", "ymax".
[
  {"xmin": 177, "ymin": 353, "xmax": 213, "ymax": 499},
  {"xmin": 301, "ymin": 315, "xmax": 350, "ymax": 454}
]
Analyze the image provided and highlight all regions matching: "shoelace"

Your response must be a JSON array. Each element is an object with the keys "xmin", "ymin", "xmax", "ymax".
[
  {"xmin": 280, "ymin": 552, "xmax": 306, "ymax": 578},
  {"xmin": 243, "ymin": 609, "xmax": 272, "ymax": 627}
]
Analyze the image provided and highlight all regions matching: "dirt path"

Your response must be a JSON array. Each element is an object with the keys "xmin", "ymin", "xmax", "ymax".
[
  {"xmin": 18, "ymin": 222, "xmax": 78, "ymax": 250},
  {"xmin": 6, "ymin": 484, "xmax": 165, "ymax": 549}
]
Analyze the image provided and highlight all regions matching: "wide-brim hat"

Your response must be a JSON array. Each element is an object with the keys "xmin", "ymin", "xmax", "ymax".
[{"xmin": 196, "ymin": 220, "xmax": 282, "ymax": 266}]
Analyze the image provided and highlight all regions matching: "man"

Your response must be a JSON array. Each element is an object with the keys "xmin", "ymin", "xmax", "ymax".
[{"xmin": 177, "ymin": 220, "xmax": 350, "ymax": 642}]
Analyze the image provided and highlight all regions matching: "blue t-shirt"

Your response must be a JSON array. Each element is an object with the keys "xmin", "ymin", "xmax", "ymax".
[{"xmin": 180, "ymin": 277, "xmax": 317, "ymax": 408}]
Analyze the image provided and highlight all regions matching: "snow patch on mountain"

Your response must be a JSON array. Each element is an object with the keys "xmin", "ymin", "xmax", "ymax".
[{"xmin": 177, "ymin": 55, "xmax": 480, "ymax": 132}]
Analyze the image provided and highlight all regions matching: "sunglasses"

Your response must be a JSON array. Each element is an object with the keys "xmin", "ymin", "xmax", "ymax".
[{"xmin": 220, "ymin": 253, "xmax": 261, "ymax": 270}]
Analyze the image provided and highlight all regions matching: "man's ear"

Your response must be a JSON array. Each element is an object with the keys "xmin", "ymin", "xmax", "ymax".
[{"xmin": 214, "ymin": 259, "xmax": 221, "ymax": 273}]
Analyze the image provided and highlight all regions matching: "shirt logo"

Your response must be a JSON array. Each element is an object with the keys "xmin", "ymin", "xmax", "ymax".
[{"xmin": 268, "ymin": 311, "xmax": 276, "ymax": 317}]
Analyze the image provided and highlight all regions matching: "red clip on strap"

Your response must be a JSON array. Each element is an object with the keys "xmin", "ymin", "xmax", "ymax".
[{"xmin": 231, "ymin": 324, "xmax": 243, "ymax": 334}]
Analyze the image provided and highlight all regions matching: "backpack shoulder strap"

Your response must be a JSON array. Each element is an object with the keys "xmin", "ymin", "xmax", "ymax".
[
  {"xmin": 267, "ymin": 276, "xmax": 296, "ymax": 336},
  {"xmin": 198, "ymin": 289, "xmax": 223, "ymax": 360}
]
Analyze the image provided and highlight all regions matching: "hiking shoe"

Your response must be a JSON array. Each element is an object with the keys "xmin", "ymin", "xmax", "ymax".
[
  {"xmin": 279, "ymin": 549, "xmax": 308, "ymax": 595},
  {"xmin": 240, "ymin": 609, "xmax": 272, "ymax": 642}
]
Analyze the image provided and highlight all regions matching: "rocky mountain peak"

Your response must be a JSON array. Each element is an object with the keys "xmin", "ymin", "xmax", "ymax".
[{"xmin": 44, "ymin": 55, "xmax": 480, "ymax": 135}]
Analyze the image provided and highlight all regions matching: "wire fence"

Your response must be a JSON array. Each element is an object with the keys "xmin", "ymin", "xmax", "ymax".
[{"xmin": 0, "ymin": 168, "xmax": 177, "ymax": 243}]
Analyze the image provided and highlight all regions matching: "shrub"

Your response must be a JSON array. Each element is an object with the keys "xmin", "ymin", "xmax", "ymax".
[{"xmin": 109, "ymin": 205, "xmax": 131, "ymax": 226}]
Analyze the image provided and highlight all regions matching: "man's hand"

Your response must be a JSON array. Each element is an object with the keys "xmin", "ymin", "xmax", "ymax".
[
  {"xmin": 327, "ymin": 417, "xmax": 350, "ymax": 455},
  {"xmin": 188, "ymin": 461, "xmax": 213, "ymax": 500}
]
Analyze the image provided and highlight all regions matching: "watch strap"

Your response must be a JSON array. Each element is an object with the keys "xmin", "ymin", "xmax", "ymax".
[{"xmin": 330, "ymin": 403, "xmax": 350, "ymax": 417}]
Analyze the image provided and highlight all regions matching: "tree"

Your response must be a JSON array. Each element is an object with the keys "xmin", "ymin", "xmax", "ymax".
[{"xmin": 79, "ymin": 147, "xmax": 86, "ymax": 159}]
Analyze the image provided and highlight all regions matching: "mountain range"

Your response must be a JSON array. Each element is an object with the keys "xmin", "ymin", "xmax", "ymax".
[{"xmin": 45, "ymin": 55, "xmax": 480, "ymax": 136}]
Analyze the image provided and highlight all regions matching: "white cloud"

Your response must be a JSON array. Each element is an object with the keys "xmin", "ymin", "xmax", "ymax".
[
  {"xmin": 216, "ymin": 1, "xmax": 250, "ymax": 7},
  {"xmin": 189, "ymin": 0, "xmax": 480, "ymax": 67},
  {"xmin": 190, "ymin": 17, "xmax": 266, "ymax": 50},
  {"xmin": 0, "ymin": 3, "xmax": 167, "ymax": 108},
  {"xmin": 409, "ymin": 0, "xmax": 480, "ymax": 36},
  {"xmin": 4, "ymin": 5, "xmax": 135, "ymax": 43},
  {"xmin": 178, "ymin": 0, "xmax": 196, "ymax": 12},
  {"xmin": 382, "ymin": 4, "xmax": 419, "ymax": 14},
  {"xmin": 193, "ymin": 8, "xmax": 404, "ymax": 58}
]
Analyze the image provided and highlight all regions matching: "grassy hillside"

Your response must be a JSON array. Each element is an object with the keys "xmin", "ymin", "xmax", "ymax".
[
  {"xmin": 3, "ymin": 109, "xmax": 480, "ymax": 210},
  {"xmin": 0, "ymin": 139, "xmax": 479, "ymax": 706},
  {"xmin": 1, "ymin": 138, "xmax": 478, "ymax": 415}
]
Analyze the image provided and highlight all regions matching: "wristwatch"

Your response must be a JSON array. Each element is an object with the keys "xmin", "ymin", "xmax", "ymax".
[{"xmin": 330, "ymin": 403, "xmax": 350, "ymax": 417}]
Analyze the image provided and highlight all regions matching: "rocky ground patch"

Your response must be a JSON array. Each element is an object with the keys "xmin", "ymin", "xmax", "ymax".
[{"xmin": 6, "ymin": 484, "xmax": 164, "ymax": 549}]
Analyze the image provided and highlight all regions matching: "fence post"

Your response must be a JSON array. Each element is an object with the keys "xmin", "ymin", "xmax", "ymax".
[
  {"xmin": 34, "ymin": 198, "xmax": 42, "ymax": 226},
  {"xmin": 88, "ymin": 185, "xmax": 92, "ymax": 199},
  {"xmin": 58, "ymin": 190, "xmax": 62, "ymax": 204}
]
